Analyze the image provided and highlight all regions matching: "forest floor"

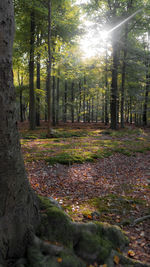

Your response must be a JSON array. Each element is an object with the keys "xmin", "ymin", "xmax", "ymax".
[{"xmin": 19, "ymin": 121, "xmax": 150, "ymax": 265}]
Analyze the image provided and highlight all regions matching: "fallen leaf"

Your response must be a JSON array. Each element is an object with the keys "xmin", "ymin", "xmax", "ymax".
[
  {"xmin": 57, "ymin": 257, "xmax": 62, "ymax": 263},
  {"xmin": 128, "ymin": 250, "xmax": 135, "ymax": 257},
  {"xmin": 113, "ymin": 255, "xmax": 120, "ymax": 264}
]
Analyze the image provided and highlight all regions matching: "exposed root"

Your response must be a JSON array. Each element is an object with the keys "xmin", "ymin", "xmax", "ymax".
[
  {"xmin": 133, "ymin": 215, "xmax": 150, "ymax": 226},
  {"xmin": 32, "ymin": 236, "xmax": 64, "ymax": 256}
]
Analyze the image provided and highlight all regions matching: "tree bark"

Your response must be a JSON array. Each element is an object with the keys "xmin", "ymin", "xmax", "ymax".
[
  {"xmin": 18, "ymin": 69, "xmax": 23, "ymax": 122},
  {"xmin": 105, "ymin": 48, "xmax": 109, "ymax": 125},
  {"xmin": 71, "ymin": 81, "xmax": 74, "ymax": 123},
  {"xmin": 63, "ymin": 80, "xmax": 68, "ymax": 123},
  {"xmin": 29, "ymin": 10, "xmax": 36, "ymax": 130},
  {"xmin": 143, "ymin": 42, "xmax": 150, "ymax": 126},
  {"xmin": 110, "ymin": 38, "xmax": 118, "ymax": 129},
  {"xmin": 121, "ymin": 25, "xmax": 128, "ymax": 128},
  {"xmin": 47, "ymin": 0, "xmax": 52, "ymax": 135},
  {"xmin": 83, "ymin": 76, "xmax": 86, "ymax": 123},
  {"xmin": 91, "ymin": 97, "xmax": 94, "ymax": 122},
  {"xmin": 56, "ymin": 70, "xmax": 60, "ymax": 125},
  {"xmin": 52, "ymin": 75, "xmax": 56, "ymax": 126},
  {"xmin": 36, "ymin": 33, "xmax": 41, "ymax": 127},
  {"xmin": 101, "ymin": 93, "xmax": 105, "ymax": 123},
  {"xmin": 77, "ymin": 80, "xmax": 81, "ymax": 122},
  {"xmin": 0, "ymin": 0, "xmax": 39, "ymax": 262}
]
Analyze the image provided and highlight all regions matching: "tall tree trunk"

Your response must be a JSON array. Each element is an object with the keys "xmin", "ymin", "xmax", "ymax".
[
  {"xmin": 143, "ymin": 39, "xmax": 150, "ymax": 126},
  {"xmin": 36, "ymin": 33, "xmax": 41, "ymax": 127},
  {"xmin": 63, "ymin": 80, "xmax": 68, "ymax": 123},
  {"xmin": 47, "ymin": 0, "xmax": 52, "ymax": 135},
  {"xmin": 18, "ymin": 69, "xmax": 24, "ymax": 122},
  {"xmin": 130, "ymin": 97, "xmax": 132, "ymax": 124},
  {"xmin": 101, "ymin": 93, "xmax": 105, "ymax": 123},
  {"xmin": 105, "ymin": 48, "xmax": 109, "ymax": 125},
  {"xmin": 45, "ymin": 70, "xmax": 48, "ymax": 122},
  {"xmin": 71, "ymin": 81, "xmax": 74, "ymax": 123},
  {"xmin": 91, "ymin": 97, "xmax": 94, "ymax": 122},
  {"xmin": 83, "ymin": 76, "xmax": 86, "ymax": 123},
  {"xmin": 56, "ymin": 70, "xmax": 60, "ymax": 125},
  {"xmin": 0, "ymin": 0, "xmax": 39, "ymax": 262},
  {"xmin": 78, "ymin": 80, "xmax": 82, "ymax": 122},
  {"xmin": 121, "ymin": 24, "xmax": 128, "ymax": 128},
  {"xmin": 96, "ymin": 92, "xmax": 99, "ymax": 123},
  {"xmin": 87, "ymin": 99, "xmax": 91, "ymax": 123},
  {"xmin": 52, "ymin": 75, "xmax": 56, "ymax": 126},
  {"xmin": 29, "ymin": 10, "xmax": 35, "ymax": 130},
  {"xmin": 110, "ymin": 38, "xmax": 118, "ymax": 129}
]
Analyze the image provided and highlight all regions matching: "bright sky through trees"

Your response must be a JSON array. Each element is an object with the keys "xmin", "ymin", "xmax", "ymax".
[
  {"xmin": 79, "ymin": 20, "xmax": 108, "ymax": 59},
  {"xmin": 77, "ymin": 0, "xmax": 109, "ymax": 58},
  {"xmin": 77, "ymin": 1, "xmax": 144, "ymax": 59}
]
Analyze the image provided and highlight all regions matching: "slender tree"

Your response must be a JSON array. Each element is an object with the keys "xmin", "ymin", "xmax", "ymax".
[
  {"xmin": 47, "ymin": 0, "xmax": 52, "ymax": 135},
  {"xmin": 29, "ymin": 9, "xmax": 36, "ymax": 130},
  {"xmin": 36, "ymin": 32, "xmax": 41, "ymax": 127},
  {"xmin": 110, "ymin": 32, "xmax": 119, "ymax": 129}
]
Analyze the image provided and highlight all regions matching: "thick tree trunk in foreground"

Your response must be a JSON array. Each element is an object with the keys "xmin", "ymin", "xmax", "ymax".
[{"xmin": 0, "ymin": 0, "xmax": 39, "ymax": 262}]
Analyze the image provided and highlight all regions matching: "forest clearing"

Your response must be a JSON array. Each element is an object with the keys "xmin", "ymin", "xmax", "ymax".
[{"xmin": 20, "ymin": 121, "xmax": 150, "ymax": 265}]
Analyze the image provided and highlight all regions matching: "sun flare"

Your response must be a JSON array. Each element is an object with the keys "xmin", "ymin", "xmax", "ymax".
[{"xmin": 79, "ymin": 25, "xmax": 109, "ymax": 59}]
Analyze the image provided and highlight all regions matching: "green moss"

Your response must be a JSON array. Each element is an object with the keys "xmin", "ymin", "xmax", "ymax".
[
  {"xmin": 100, "ymin": 223, "xmax": 129, "ymax": 249},
  {"xmin": 60, "ymin": 251, "xmax": 86, "ymax": 267},
  {"xmin": 36, "ymin": 197, "xmax": 131, "ymax": 266},
  {"xmin": 38, "ymin": 196, "xmax": 74, "ymax": 248},
  {"xmin": 112, "ymin": 147, "xmax": 131, "ymax": 156},
  {"xmin": 75, "ymin": 230, "xmax": 112, "ymax": 264},
  {"xmin": 51, "ymin": 130, "xmax": 88, "ymax": 138}
]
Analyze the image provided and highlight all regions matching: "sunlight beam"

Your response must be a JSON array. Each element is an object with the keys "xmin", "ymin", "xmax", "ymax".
[{"xmin": 108, "ymin": 9, "xmax": 143, "ymax": 34}]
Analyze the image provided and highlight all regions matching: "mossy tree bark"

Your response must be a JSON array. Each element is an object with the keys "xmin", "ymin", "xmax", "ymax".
[{"xmin": 0, "ymin": 0, "xmax": 39, "ymax": 263}]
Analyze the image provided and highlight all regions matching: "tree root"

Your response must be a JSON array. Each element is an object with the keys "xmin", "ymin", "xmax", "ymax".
[
  {"xmin": 133, "ymin": 215, "xmax": 150, "ymax": 226},
  {"xmin": 32, "ymin": 235, "xmax": 64, "ymax": 256},
  {"xmin": 11, "ymin": 197, "xmax": 150, "ymax": 267}
]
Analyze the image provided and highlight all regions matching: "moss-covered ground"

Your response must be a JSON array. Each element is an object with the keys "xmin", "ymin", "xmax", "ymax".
[{"xmin": 20, "ymin": 122, "xmax": 150, "ymax": 165}]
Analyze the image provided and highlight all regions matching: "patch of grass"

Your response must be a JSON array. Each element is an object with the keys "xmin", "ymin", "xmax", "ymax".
[
  {"xmin": 51, "ymin": 130, "xmax": 89, "ymax": 138},
  {"xmin": 45, "ymin": 148, "xmax": 114, "ymax": 165},
  {"xmin": 21, "ymin": 133, "xmax": 38, "ymax": 139},
  {"xmin": 45, "ymin": 152, "xmax": 86, "ymax": 165},
  {"xmin": 112, "ymin": 147, "xmax": 131, "ymax": 156},
  {"xmin": 86, "ymin": 194, "xmax": 146, "ymax": 223},
  {"xmin": 94, "ymin": 150, "xmax": 113, "ymax": 159},
  {"xmin": 101, "ymin": 128, "xmax": 145, "ymax": 138}
]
